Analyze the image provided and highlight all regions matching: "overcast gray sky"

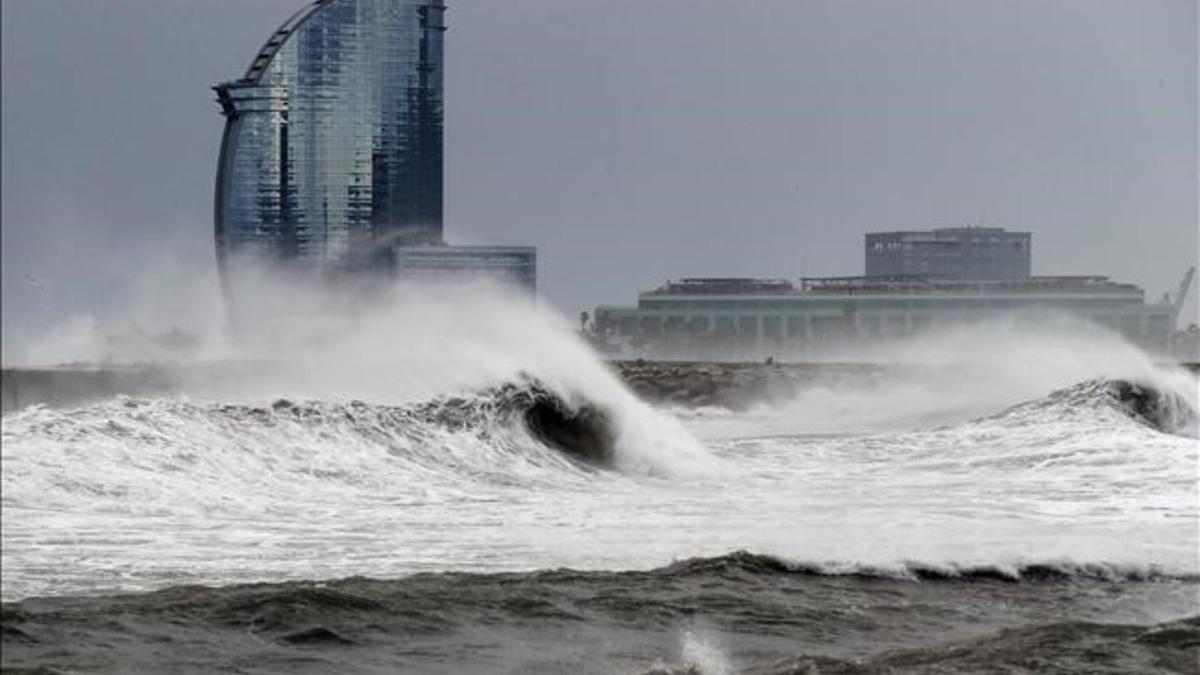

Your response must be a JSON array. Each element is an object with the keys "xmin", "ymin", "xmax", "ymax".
[{"xmin": 2, "ymin": 0, "xmax": 1197, "ymax": 359}]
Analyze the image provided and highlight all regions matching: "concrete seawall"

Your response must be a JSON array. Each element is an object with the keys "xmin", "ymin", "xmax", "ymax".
[
  {"xmin": 1, "ymin": 367, "xmax": 180, "ymax": 413},
  {"xmin": 4, "ymin": 362, "xmax": 1198, "ymax": 413}
]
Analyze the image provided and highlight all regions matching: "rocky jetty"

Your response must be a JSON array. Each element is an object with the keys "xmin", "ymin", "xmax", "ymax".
[{"xmin": 611, "ymin": 360, "xmax": 894, "ymax": 409}]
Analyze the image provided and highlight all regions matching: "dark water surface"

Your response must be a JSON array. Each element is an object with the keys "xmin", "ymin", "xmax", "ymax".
[{"xmin": 4, "ymin": 553, "xmax": 1198, "ymax": 674}]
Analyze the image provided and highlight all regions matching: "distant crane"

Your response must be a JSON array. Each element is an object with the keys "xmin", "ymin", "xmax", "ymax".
[{"xmin": 1171, "ymin": 266, "xmax": 1196, "ymax": 326}]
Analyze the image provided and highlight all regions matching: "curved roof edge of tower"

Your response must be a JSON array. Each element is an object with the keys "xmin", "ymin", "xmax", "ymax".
[
  {"xmin": 212, "ymin": 0, "xmax": 346, "ymax": 290},
  {"xmin": 217, "ymin": 0, "xmax": 444, "ymax": 89}
]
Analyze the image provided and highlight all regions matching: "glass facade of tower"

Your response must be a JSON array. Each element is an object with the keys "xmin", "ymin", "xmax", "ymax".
[{"xmin": 214, "ymin": 0, "xmax": 445, "ymax": 277}]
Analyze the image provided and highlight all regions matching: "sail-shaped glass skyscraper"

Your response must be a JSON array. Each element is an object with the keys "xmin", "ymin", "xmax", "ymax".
[{"xmin": 214, "ymin": 0, "xmax": 446, "ymax": 277}]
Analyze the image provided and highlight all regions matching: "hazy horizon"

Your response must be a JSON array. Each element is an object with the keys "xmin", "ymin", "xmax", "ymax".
[{"xmin": 2, "ymin": 0, "xmax": 1197, "ymax": 363}]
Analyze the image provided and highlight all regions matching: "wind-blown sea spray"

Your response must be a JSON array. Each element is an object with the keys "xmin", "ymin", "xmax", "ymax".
[
  {"xmin": 3, "ymin": 266, "xmax": 1197, "ymax": 605},
  {"xmin": 683, "ymin": 316, "xmax": 1199, "ymax": 439},
  {"xmin": 7, "ymin": 264, "xmax": 715, "ymax": 477},
  {"xmin": 236, "ymin": 278, "xmax": 718, "ymax": 477}
]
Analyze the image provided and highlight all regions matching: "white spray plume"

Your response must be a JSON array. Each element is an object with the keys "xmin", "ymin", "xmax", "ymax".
[
  {"xmin": 7, "ymin": 258, "xmax": 715, "ymax": 477},
  {"xmin": 685, "ymin": 314, "xmax": 1198, "ymax": 438}
]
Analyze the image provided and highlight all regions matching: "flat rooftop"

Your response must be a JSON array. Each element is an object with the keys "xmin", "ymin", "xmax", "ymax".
[
  {"xmin": 643, "ymin": 276, "xmax": 1143, "ymax": 296},
  {"xmin": 866, "ymin": 227, "xmax": 1031, "ymax": 237}
]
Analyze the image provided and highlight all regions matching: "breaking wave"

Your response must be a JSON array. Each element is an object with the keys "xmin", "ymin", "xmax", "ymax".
[
  {"xmin": 412, "ymin": 380, "xmax": 616, "ymax": 467},
  {"xmin": 1, "ymin": 375, "xmax": 705, "ymax": 505},
  {"xmin": 984, "ymin": 377, "xmax": 1199, "ymax": 438}
]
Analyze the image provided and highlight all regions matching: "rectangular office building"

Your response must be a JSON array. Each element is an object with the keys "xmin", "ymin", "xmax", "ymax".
[
  {"xmin": 392, "ymin": 245, "xmax": 537, "ymax": 293},
  {"xmin": 594, "ymin": 276, "xmax": 1175, "ymax": 359},
  {"xmin": 866, "ymin": 227, "xmax": 1031, "ymax": 280}
]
